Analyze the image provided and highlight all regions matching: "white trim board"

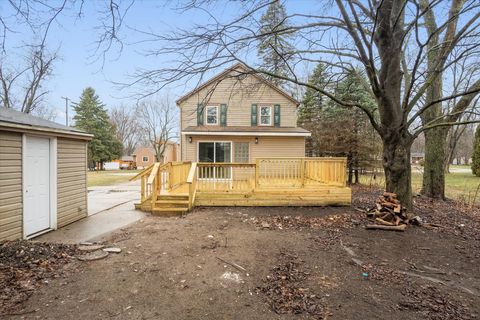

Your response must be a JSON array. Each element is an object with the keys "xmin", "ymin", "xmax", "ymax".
[{"xmin": 183, "ymin": 131, "xmax": 311, "ymax": 137}]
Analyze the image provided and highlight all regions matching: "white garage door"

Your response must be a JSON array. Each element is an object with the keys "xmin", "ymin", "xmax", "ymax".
[{"xmin": 24, "ymin": 136, "xmax": 51, "ymax": 236}]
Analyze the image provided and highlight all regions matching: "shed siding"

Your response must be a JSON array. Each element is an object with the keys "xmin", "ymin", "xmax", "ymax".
[
  {"xmin": 183, "ymin": 135, "xmax": 305, "ymax": 162},
  {"xmin": 57, "ymin": 138, "xmax": 88, "ymax": 227},
  {"xmin": 179, "ymin": 70, "xmax": 298, "ymax": 129},
  {"xmin": 0, "ymin": 131, "xmax": 23, "ymax": 241}
]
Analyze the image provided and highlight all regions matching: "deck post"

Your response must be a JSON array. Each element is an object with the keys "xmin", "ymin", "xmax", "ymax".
[
  {"xmin": 255, "ymin": 159, "xmax": 260, "ymax": 189},
  {"xmin": 141, "ymin": 175, "xmax": 145, "ymax": 202},
  {"xmin": 300, "ymin": 158, "xmax": 305, "ymax": 187},
  {"xmin": 168, "ymin": 162, "xmax": 173, "ymax": 190}
]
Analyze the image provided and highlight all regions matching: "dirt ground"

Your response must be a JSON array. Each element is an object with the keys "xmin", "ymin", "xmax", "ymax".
[{"xmin": 2, "ymin": 186, "xmax": 480, "ymax": 319}]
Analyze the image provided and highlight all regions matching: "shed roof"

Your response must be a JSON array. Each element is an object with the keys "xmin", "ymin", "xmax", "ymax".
[{"xmin": 0, "ymin": 107, "xmax": 92, "ymax": 139}]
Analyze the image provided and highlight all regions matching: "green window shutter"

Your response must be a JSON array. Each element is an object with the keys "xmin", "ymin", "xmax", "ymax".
[
  {"xmin": 251, "ymin": 104, "xmax": 258, "ymax": 126},
  {"xmin": 197, "ymin": 104, "xmax": 204, "ymax": 126},
  {"xmin": 220, "ymin": 104, "xmax": 227, "ymax": 126},
  {"xmin": 274, "ymin": 104, "xmax": 281, "ymax": 127}
]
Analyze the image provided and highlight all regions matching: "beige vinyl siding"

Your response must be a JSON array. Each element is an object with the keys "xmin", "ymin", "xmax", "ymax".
[
  {"xmin": 0, "ymin": 131, "xmax": 23, "ymax": 241},
  {"xmin": 57, "ymin": 138, "xmax": 88, "ymax": 227},
  {"xmin": 183, "ymin": 135, "xmax": 305, "ymax": 162},
  {"xmin": 179, "ymin": 71, "xmax": 297, "ymax": 129}
]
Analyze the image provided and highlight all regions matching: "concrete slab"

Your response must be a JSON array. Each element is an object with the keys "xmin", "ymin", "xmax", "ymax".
[
  {"xmin": 36, "ymin": 200, "xmax": 146, "ymax": 244},
  {"xmin": 88, "ymin": 180, "xmax": 140, "ymax": 216},
  {"xmin": 35, "ymin": 180, "xmax": 145, "ymax": 244}
]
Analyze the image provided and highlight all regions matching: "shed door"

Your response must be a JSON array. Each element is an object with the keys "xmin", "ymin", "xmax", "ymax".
[{"xmin": 24, "ymin": 136, "xmax": 51, "ymax": 236}]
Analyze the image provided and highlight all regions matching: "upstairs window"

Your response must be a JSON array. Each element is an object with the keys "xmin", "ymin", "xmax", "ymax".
[
  {"xmin": 143, "ymin": 156, "xmax": 149, "ymax": 162},
  {"xmin": 206, "ymin": 106, "xmax": 218, "ymax": 125},
  {"xmin": 259, "ymin": 106, "xmax": 272, "ymax": 125}
]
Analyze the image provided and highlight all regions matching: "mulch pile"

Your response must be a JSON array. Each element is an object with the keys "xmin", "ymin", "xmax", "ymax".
[
  {"xmin": 256, "ymin": 252, "xmax": 329, "ymax": 319},
  {"xmin": 399, "ymin": 285, "xmax": 472, "ymax": 320},
  {"xmin": 0, "ymin": 240, "xmax": 79, "ymax": 312}
]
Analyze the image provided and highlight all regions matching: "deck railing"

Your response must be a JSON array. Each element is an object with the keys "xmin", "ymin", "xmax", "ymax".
[
  {"xmin": 197, "ymin": 163, "xmax": 256, "ymax": 192},
  {"xmin": 169, "ymin": 162, "xmax": 191, "ymax": 189},
  {"xmin": 132, "ymin": 157, "xmax": 348, "ymax": 209},
  {"xmin": 132, "ymin": 161, "xmax": 192, "ymax": 204}
]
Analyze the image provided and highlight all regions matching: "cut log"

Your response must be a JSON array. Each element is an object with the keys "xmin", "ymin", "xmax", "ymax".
[
  {"xmin": 365, "ymin": 224, "xmax": 407, "ymax": 232},
  {"xmin": 383, "ymin": 192, "xmax": 397, "ymax": 199},
  {"xmin": 393, "ymin": 205, "xmax": 401, "ymax": 213},
  {"xmin": 375, "ymin": 218, "xmax": 395, "ymax": 226}
]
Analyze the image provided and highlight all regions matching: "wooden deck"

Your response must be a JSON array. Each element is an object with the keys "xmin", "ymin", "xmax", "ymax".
[{"xmin": 132, "ymin": 158, "xmax": 351, "ymax": 214}]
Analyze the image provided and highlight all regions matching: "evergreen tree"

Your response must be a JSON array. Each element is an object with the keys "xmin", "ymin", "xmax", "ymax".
[
  {"xmin": 73, "ymin": 87, "xmax": 122, "ymax": 169},
  {"xmin": 298, "ymin": 63, "xmax": 327, "ymax": 155},
  {"xmin": 257, "ymin": 0, "xmax": 294, "ymax": 86},
  {"xmin": 304, "ymin": 70, "xmax": 381, "ymax": 183},
  {"xmin": 471, "ymin": 125, "xmax": 480, "ymax": 176},
  {"xmin": 298, "ymin": 63, "xmax": 327, "ymax": 124}
]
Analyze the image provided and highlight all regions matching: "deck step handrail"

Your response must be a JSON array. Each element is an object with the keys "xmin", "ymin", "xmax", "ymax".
[{"xmin": 186, "ymin": 162, "xmax": 198, "ymax": 210}]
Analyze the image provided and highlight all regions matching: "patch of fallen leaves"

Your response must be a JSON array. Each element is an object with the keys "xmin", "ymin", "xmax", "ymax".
[
  {"xmin": 252, "ymin": 213, "xmax": 358, "ymax": 231},
  {"xmin": 398, "ymin": 285, "xmax": 472, "ymax": 320},
  {"xmin": 257, "ymin": 251, "xmax": 329, "ymax": 319},
  {"xmin": 0, "ymin": 240, "xmax": 79, "ymax": 312}
]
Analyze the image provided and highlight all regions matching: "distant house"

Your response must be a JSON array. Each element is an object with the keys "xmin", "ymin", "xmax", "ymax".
[
  {"xmin": 0, "ymin": 107, "xmax": 92, "ymax": 241},
  {"xmin": 177, "ymin": 63, "xmax": 310, "ymax": 162},
  {"xmin": 411, "ymin": 152, "xmax": 425, "ymax": 164},
  {"xmin": 104, "ymin": 156, "xmax": 136, "ymax": 170},
  {"xmin": 133, "ymin": 142, "xmax": 179, "ymax": 168}
]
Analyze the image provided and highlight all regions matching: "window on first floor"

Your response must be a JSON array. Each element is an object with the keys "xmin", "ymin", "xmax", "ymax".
[
  {"xmin": 259, "ymin": 106, "xmax": 272, "ymax": 125},
  {"xmin": 234, "ymin": 142, "xmax": 249, "ymax": 163},
  {"xmin": 143, "ymin": 156, "xmax": 149, "ymax": 162}
]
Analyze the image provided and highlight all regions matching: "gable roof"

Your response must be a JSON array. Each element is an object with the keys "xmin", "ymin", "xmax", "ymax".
[
  {"xmin": 176, "ymin": 63, "xmax": 300, "ymax": 106},
  {"xmin": 0, "ymin": 107, "xmax": 92, "ymax": 139}
]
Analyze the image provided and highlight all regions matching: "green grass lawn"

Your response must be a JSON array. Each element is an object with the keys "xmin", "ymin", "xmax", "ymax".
[
  {"xmin": 87, "ymin": 170, "xmax": 141, "ymax": 187},
  {"xmin": 360, "ymin": 167, "xmax": 480, "ymax": 205}
]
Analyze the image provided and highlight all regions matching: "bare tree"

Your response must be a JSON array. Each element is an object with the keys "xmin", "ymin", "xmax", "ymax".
[
  {"xmin": 0, "ymin": 46, "xmax": 57, "ymax": 113},
  {"xmin": 117, "ymin": 0, "xmax": 480, "ymax": 208},
  {"xmin": 110, "ymin": 104, "xmax": 142, "ymax": 155},
  {"xmin": 137, "ymin": 96, "xmax": 178, "ymax": 162},
  {"xmin": 419, "ymin": 0, "xmax": 480, "ymax": 198}
]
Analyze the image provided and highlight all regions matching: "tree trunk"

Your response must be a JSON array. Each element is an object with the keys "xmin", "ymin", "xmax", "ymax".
[
  {"xmin": 382, "ymin": 134, "xmax": 413, "ymax": 209},
  {"xmin": 347, "ymin": 156, "xmax": 353, "ymax": 185},
  {"xmin": 422, "ymin": 127, "xmax": 448, "ymax": 198}
]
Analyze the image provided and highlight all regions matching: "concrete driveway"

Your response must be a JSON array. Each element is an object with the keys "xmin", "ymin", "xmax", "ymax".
[
  {"xmin": 37, "ymin": 180, "xmax": 146, "ymax": 244},
  {"xmin": 87, "ymin": 180, "xmax": 141, "ymax": 216}
]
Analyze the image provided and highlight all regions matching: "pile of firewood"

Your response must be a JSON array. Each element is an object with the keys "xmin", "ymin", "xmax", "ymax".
[{"xmin": 366, "ymin": 192, "xmax": 411, "ymax": 231}]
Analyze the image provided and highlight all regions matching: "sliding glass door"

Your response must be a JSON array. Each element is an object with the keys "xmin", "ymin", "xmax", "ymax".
[{"xmin": 198, "ymin": 142, "xmax": 232, "ymax": 179}]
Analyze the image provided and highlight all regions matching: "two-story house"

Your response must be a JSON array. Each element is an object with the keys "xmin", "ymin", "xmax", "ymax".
[{"xmin": 177, "ymin": 63, "xmax": 311, "ymax": 163}]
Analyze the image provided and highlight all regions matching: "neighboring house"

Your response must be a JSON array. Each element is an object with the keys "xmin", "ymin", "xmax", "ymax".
[
  {"xmin": 104, "ymin": 156, "xmax": 136, "ymax": 170},
  {"xmin": 411, "ymin": 152, "xmax": 425, "ymax": 164},
  {"xmin": 133, "ymin": 142, "xmax": 179, "ymax": 168},
  {"xmin": 0, "ymin": 107, "xmax": 92, "ymax": 241},
  {"xmin": 177, "ymin": 63, "xmax": 310, "ymax": 163}
]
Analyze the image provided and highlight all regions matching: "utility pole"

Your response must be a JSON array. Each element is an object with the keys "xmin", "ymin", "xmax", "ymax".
[{"xmin": 61, "ymin": 96, "xmax": 69, "ymax": 126}]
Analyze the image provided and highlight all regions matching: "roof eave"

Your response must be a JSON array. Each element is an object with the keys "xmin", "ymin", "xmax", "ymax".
[
  {"xmin": 0, "ymin": 122, "xmax": 93, "ymax": 140},
  {"xmin": 181, "ymin": 131, "xmax": 311, "ymax": 137}
]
